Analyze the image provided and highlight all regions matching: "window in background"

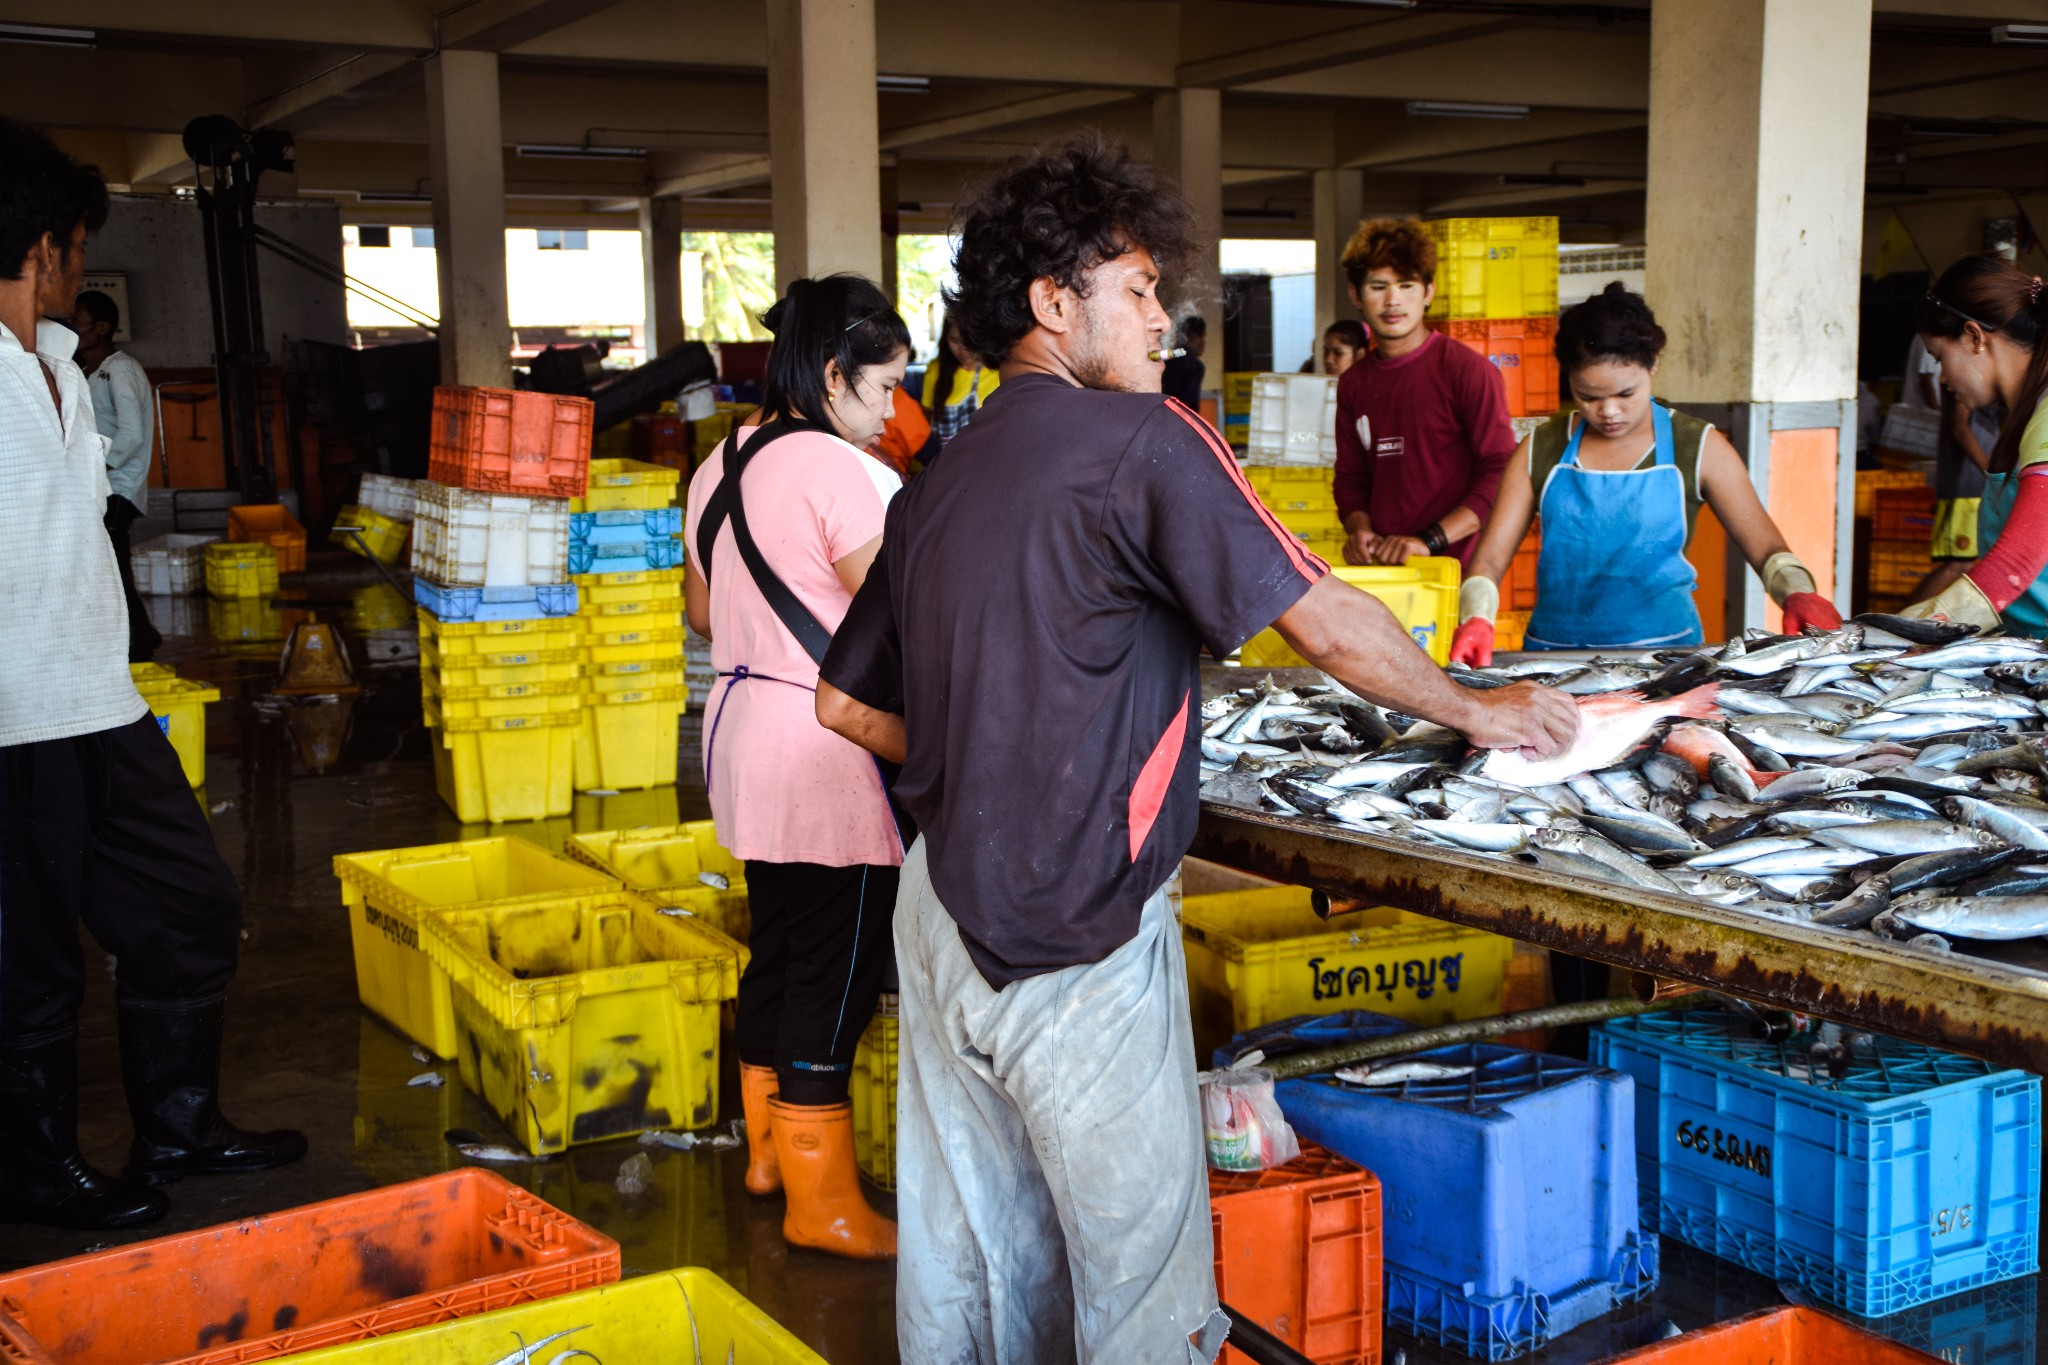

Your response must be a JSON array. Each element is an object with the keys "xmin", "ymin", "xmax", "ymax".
[
  {"xmin": 897, "ymin": 234, "xmax": 956, "ymax": 363},
  {"xmin": 680, "ymin": 232, "xmax": 777, "ymax": 341},
  {"xmin": 410, "ymin": 226, "xmax": 435, "ymax": 249},
  {"xmin": 537, "ymin": 229, "xmax": 590, "ymax": 251},
  {"xmin": 357, "ymin": 225, "xmax": 392, "ymax": 248}
]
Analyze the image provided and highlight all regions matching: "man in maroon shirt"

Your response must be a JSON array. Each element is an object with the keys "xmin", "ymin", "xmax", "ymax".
[{"xmin": 1334, "ymin": 219, "xmax": 1518, "ymax": 567}]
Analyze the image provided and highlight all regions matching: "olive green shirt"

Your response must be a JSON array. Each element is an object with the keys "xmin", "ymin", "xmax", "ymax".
[{"xmin": 1528, "ymin": 406, "xmax": 1717, "ymax": 546}]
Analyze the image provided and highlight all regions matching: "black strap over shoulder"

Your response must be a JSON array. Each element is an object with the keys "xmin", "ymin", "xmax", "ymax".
[{"xmin": 694, "ymin": 418, "xmax": 835, "ymax": 667}]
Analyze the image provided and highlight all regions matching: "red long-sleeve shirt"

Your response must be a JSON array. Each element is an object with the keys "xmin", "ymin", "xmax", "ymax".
[{"xmin": 1332, "ymin": 329, "xmax": 1518, "ymax": 564}]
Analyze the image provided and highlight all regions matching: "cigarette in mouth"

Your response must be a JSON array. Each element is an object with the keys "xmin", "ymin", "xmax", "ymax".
[{"xmin": 1149, "ymin": 347, "xmax": 1187, "ymax": 361}]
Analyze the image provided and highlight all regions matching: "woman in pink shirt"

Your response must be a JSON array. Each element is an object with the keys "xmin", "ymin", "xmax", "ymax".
[{"xmin": 683, "ymin": 275, "xmax": 907, "ymax": 1260}]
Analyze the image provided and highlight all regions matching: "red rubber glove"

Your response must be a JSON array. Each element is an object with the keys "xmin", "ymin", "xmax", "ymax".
[
  {"xmin": 1781, "ymin": 591, "xmax": 1843, "ymax": 634},
  {"xmin": 1449, "ymin": 617, "xmax": 1495, "ymax": 668}
]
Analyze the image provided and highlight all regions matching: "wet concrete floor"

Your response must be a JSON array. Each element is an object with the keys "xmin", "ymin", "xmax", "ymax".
[{"xmin": 0, "ymin": 566, "xmax": 2037, "ymax": 1365}]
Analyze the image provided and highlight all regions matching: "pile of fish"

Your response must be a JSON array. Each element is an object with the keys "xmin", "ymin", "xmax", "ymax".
[{"xmin": 1200, "ymin": 615, "xmax": 2048, "ymax": 950}]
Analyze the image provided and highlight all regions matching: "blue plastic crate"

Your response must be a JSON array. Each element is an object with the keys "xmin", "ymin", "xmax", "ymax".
[
  {"xmin": 567, "ymin": 535, "xmax": 685, "ymax": 576},
  {"xmin": 1592, "ymin": 1010, "xmax": 2040, "ymax": 1319},
  {"xmin": 1803, "ymin": 1274, "xmax": 2040, "ymax": 1365},
  {"xmin": 569, "ymin": 508, "xmax": 682, "ymax": 543},
  {"xmin": 1262, "ymin": 1013, "xmax": 1656, "ymax": 1361},
  {"xmin": 413, "ymin": 576, "xmax": 578, "ymax": 623}
]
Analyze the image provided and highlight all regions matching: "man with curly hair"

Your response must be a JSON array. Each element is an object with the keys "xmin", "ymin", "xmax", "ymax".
[
  {"xmin": 817, "ymin": 135, "xmax": 1575, "ymax": 1364},
  {"xmin": 1334, "ymin": 219, "xmax": 1519, "ymax": 569}
]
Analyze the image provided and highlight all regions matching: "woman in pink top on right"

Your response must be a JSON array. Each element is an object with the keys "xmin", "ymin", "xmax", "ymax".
[{"xmin": 683, "ymin": 275, "xmax": 909, "ymax": 1260}]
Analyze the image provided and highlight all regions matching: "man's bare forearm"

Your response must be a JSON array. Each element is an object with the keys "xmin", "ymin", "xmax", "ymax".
[
  {"xmin": 816, "ymin": 680, "xmax": 909, "ymax": 765},
  {"xmin": 1273, "ymin": 577, "xmax": 1481, "ymax": 733}
]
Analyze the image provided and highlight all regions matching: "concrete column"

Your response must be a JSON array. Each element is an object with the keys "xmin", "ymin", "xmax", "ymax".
[
  {"xmin": 425, "ymin": 49, "xmax": 511, "ymax": 388},
  {"xmin": 1313, "ymin": 168, "xmax": 1365, "ymax": 359},
  {"xmin": 639, "ymin": 194, "xmax": 686, "ymax": 355},
  {"xmin": 765, "ymin": 0, "xmax": 882, "ymax": 288},
  {"xmin": 1152, "ymin": 88, "xmax": 1224, "ymax": 358},
  {"xmin": 1644, "ymin": 0, "xmax": 1870, "ymax": 635},
  {"xmin": 879, "ymin": 162, "xmax": 900, "ymax": 307}
]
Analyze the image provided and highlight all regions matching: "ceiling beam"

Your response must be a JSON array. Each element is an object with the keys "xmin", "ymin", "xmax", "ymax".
[
  {"xmin": 246, "ymin": 52, "xmax": 413, "ymax": 130},
  {"xmin": 1178, "ymin": 14, "xmax": 1522, "ymax": 89},
  {"xmin": 880, "ymin": 88, "xmax": 1134, "ymax": 151},
  {"xmin": 1340, "ymin": 110, "xmax": 1646, "ymax": 170},
  {"xmin": 1424, "ymin": 177, "xmax": 1642, "ymax": 216},
  {"xmin": 652, "ymin": 156, "xmax": 773, "ymax": 197},
  {"xmin": 438, "ymin": 0, "xmax": 633, "ymax": 51}
]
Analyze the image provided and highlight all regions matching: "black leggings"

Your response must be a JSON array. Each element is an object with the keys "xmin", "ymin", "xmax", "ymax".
[{"xmin": 736, "ymin": 860, "xmax": 896, "ymax": 1106}]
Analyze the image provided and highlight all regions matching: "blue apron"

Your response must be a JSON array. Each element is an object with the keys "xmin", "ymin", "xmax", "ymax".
[
  {"xmin": 1524, "ymin": 403, "xmax": 1703, "ymax": 651},
  {"xmin": 1977, "ymin": 470, "xmax": 2048, "ymax": 638}
]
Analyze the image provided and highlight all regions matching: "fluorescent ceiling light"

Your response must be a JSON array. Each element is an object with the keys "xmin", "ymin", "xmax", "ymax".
[
  {"xmin": 515, "ymin": 144, "xmax": 645, "ymax": 160},
  {"xmin": 1407, "ymin": 101, "xmax": 1530, "ymax": 120},
  {"xmin": 357, "ymin": 192, "xmax": 431, "ymax": 204},
  {"xmin": 877, "ymin": 75, "xmax": 930, "ymax": 93},
  {"xmin": 0, "ymin": 22, "xmax": 94, "ymax": 47},
  {"xmin": 1992, "ymin": 23, "xmax": 2048, "ymax": 43}
]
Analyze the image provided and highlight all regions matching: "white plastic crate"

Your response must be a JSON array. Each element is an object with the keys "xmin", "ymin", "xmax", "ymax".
[
  {"xmin": 357, "ymin": 473, "xmax": 422, "ymax": 525},
  {"xmin": 1878, "ymin": 404, "xmax": 1940, "ymax": 462},
  {"xmin": 1246, "ymin": 373, "xmax": 1339, "ymax": 467},
  {"xmin": 132, "ymin": 533, "xmax": 218, "ymax": 595},
  {"xmin": 411, "ymin": 483, "xmax": 570, "ymax": 588}
]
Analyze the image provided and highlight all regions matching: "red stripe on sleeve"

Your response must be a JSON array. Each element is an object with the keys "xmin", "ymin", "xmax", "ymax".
[
  {"xmin": 1128, "ymin": 688, "xmax": 1192, "ymax": 862},
  {"xmin": 1163, "ymin": 398, "xmax": 1328, "ymax": 581}
]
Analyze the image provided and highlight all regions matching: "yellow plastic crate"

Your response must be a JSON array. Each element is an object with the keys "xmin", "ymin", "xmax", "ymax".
[
  {"xmin": 421, "ymin": 674, "xmax": 584, "ymax": 722},
  {"xmin": 279, "ymin": 1268, "xmax": 824, "ymax": 1365},
  {"xmin": 130, "ymin": 665, "xmax": 220, "ymax": 788},
  {"xmin": 423, "ymin": 893, "xmax": 744, "ymax": 1152},
  {"xmin": 202, "ymin": 540, "xmax": 278, "ymax": 599},
  {"xmin": 431, "ymin": 709, "xmax": 580, "ymax": 824},
  {"xmin": 566, "ymin": 822, "xmax": 749, "ymax": 942},
  {"xmin": 1182, "ymin": 887, "xmax": 1513, "ymax": 1061},
  {"xmin": 1272, "ymin": 503, "xmax": 1342, "ymax": 537},
  {"xmin": 852, "ymin": 997, "xmax": 898, "ymax": 1191},
  {"xmin": 580, "ymin": 630, "xmax": 686, "ymax": 668},
  {"xmin": 1222, "ymin": 371, "xmax": 1260, "ymax": 418},
  {"xmin": 571, "ymin": 784, "xmax": 681, "ymax": 833},
  {"xmin": 1422, "ymin": 216, "xmax": 1559, "ymax": 321},
  {"xmin": 332, "ymin": 837, "xmax": 621, "ymax": 1059},
  {"xmin": 1495, "ymin": 608, "xmax": 1531, "ymax": 653},
  {"xmin": 572, "ymin": 457, "xmax": 683, "ymax": 513},
  {"xmin": 1239, "ymin": 560, "xmax": 1459, "ymax": 667},
  {"xmin": 330, "ymin": 503, "xmax": 408, "ymax": 565},
  {"xmin": 574, "ymin": 685, "xmax": 687, "ymax": 792},
  {"xmin": 417, "ymin": 606, "xmax": 580, "ymax": 657},
  {"xmin": 1854, "ymin": 467, "xmax": 1931, "ymax": 520},
  {"xmin": 574, "ymin": 567, "xmax": 686, "ymax": 611},
  {"xmin": 586, "ymin": 662, "xmax": 685, "ymax": 694},
  {"xmin": 421, "ymin": 638, "xmax": 580, "ymax": 691},
  {"xmin": 206, "ymin": 596, "xmax": 298, "ymax": 642}
]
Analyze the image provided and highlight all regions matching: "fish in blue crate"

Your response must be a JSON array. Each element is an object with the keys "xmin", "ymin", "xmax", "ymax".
[
  {"xmin": 1230, "ymin": 1010, "xmax": 1658, "ymax": 1362},
  {"xmin": 1592, "ymin": 1008, "xmax": 2040, "ymax": 1319}
]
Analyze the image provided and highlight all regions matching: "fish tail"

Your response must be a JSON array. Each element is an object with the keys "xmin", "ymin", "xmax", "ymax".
[{"xmin": 1666, "ymin": 683, "xmax": 1722, "ymax": 720}]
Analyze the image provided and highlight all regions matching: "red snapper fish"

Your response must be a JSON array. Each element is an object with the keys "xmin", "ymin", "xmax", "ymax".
[{"xmin": 1483, "ymin": 685, "xmax": 1722, "ymax": 787}]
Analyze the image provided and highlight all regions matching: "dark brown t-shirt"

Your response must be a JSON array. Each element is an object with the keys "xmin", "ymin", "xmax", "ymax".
[{"xmin": 821, "ymin": 372, "xmax": 1326, "ymax": 987}]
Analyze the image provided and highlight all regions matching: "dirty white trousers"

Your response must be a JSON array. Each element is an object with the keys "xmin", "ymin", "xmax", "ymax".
[{"xmin": 893, "ymin": 837, "xmax": 1228, "ymax": 1365}]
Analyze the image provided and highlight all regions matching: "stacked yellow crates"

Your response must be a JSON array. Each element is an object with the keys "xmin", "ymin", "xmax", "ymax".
[
  {"xmin": 1241, "ymin": 372, "xmax": 1345, "ymax": 563},
  {"xmin": 571, "ymin": 459, "xmax": 688, "ymax": 792}
]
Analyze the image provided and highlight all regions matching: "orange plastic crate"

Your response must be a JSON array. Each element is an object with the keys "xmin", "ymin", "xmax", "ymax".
[
  {"xmin": 1210, "ymin": 1141, "xmax": 1382, "ymax": 1365},
  {"xmin": 0, "ymin": 1169, "xmax": 619, "ymax": 1365},
  {"xmin": 1870, "ymin": 538, "xmax": 1934, "ymax": 597},
  {"xmin": 1498, "ymin": 523, "xmax": 1542, "ymax": 613},
  {"xmin": 1598, "ymin": 1306, "xmax": 1944, "ymax": 1363},
  {"xmin": 1446, "ymin": 317, "xmax": 1559, "ymax": 419},
  {"xmin": 1873, "ymin": 485, "xmax": 1937, "ymax": 541},
  {"xmin": 428, "ymin": 385, "xmax": 594, "ymax": 499},
  {"xmin": 225, "ymin": 504, "xmax": 306, "ymax": 573}
]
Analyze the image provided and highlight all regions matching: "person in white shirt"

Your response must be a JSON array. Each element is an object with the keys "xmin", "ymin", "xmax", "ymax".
[
  {"xmin": 0, "ymin": 118, "xmax": 303, "ymax": 1233},
  {"xmin": 69, "ymin": 288, "xmax": 159, "ymax": 660}
]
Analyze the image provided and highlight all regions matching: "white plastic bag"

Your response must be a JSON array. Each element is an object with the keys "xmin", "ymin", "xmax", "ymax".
[{"xmin": 1197, "ymin": 1062, "xmax": 1299, "ymax": 1172}]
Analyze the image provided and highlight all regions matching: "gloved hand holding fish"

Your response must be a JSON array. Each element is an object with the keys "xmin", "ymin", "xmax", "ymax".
[{"xmin": 1202, "ymin": 613, "xmax": 2048, "ymax": 946}]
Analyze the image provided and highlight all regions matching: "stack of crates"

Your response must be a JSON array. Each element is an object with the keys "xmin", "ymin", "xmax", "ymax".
[
  {"xmin": 1424, "ymin": 216, "xmax": 1562, "ymax": 422},
  {"xmin": 1241, "ymin": 373, "xmax": 1344, "ymax": 561},
  {"xmin": 1867, "ymin": 484, "xmax": 1937, "ymax": 614},
  {"xmin": 1221, "ymin": 372, "xmax": 1258, "ymax": 451},
  {"xmin": 573, "ymin": 458, "xmax": 687, "ymax": 793},
  {"xmin": 1209, "ymin": 1141, "xmax": 1381, "ymax": 1365},
  {"xmin": 414, "ymin": 384, "xmax": 593, "ymax": 824},
  {"xmin": 330, "ymin": 472, "xmax": 419, "ymax": 566}
]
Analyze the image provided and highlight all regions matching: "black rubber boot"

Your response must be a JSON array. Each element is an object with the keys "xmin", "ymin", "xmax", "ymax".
[
  {"xmin": 119, "ymin": 999, "xmax": 307, "ymax": 1185},
  {"xmin": 0, "ymin": 1032, "xmax": 168, "ymax": 1229}
]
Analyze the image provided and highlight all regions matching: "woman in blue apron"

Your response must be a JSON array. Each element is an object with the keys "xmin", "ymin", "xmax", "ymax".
[
  {"xmin": 1901, "ymin": 255, "xmax": 2048, "ymax": 637},
  {"xmin": 1449, "ymin": 283, "xmax": 1840, "ymax": 665}
]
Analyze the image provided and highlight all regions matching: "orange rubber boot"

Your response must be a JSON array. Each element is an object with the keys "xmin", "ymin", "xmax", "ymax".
[
  {"xmin": 768, "ymin": 1097, "xmax": 897, "ymax": 1259},
  {"xmin": 740, "ymin": 1064, "xmax": 781, "ymax": 1195}
]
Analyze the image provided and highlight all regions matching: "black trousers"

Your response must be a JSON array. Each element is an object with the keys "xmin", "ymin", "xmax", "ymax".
[
  {"xmin": 103, "ymin": 495, "xmax": 160, "ymax": 663},
  {"xmin": 736, "ymin": 859, "xmax": 896, "ymax": 1106},
  {"xmin": 0, "ymin": 715, "xmax": 242, "ymax": 1042}
]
